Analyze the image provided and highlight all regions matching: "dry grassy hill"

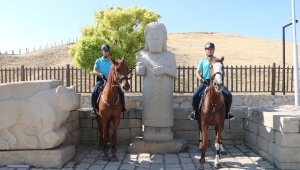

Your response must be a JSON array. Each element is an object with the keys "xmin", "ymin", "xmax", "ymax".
[{"xmin": 0, "ymin": 32, "xmax": 299, "ymax": 68}]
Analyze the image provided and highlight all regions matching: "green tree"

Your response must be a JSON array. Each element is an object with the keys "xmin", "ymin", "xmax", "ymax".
[{"xmin": 69, "ymin": 6, "xmax": 160, "ymax": 71}]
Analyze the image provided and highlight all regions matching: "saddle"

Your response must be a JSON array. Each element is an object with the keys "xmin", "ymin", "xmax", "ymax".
[
  {"xmin": 198, "ymin": 87, "xmax": 209, "ymax": 111},
  {"xmin": 91, "ymin": 81, "xmax": 105, "ymax": 111}
]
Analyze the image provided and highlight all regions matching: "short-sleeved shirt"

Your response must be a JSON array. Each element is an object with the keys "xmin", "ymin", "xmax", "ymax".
[
  {"xmin": 197, "ymin": 56, "xmax": 216, "ymax": 80},
  {"xmin": 94, "ymin": 56, "xmax": 111, "ymax": 78}
]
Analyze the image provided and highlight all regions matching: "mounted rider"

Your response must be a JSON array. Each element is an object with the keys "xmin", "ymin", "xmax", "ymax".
[
  {"xmin": 91, "ymin": 44, "xmax": 126, "ymax": 113},
  {"xmin": 189, "ymin": 42, "xmax": 235, "ymax": 120}
]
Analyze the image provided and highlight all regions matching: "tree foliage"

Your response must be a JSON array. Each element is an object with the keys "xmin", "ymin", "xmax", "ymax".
[{"xmin": 69, "ymin": 6, "xmax": 160, "ymax": 71}]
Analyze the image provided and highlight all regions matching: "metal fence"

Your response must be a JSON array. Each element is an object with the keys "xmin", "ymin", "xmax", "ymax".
[{"xmin": 0, "ymin": 64, "xmax": 297, "ymax": 94}]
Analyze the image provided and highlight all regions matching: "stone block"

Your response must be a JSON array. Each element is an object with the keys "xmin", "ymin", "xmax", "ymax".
[
  {"xmin": 79, "ymin": 108, "xmax": 93, "ymax": 119},
  {"xmin": 275, "ymin": 132, "xmax": 300, "ymax": 147},
  {"xmin": 119, "ymin": 119, "xmax": 141, "ymax": 129},
  {"xmin": 71, "ymin": 109, "xmax": 80, "ymax": 121},
  {"xmin": 173, "ymin": 120, "xmax": 198, "ymax": 130},
  {"xmin": 130, "ymin": 128, "xmax": 142, "ymax": 139},
  {"xmin": 256, "ymin": 146, "xmax": 273, "ymax": 164},
  {"xmin": 273, "ymin": 144, "xmax": 300, "ymax": 162},
  {"xmin": 222, "ymin": 129, "xmax": 244, "ymax": 140},
  {"xmin": 245, "ymin": 131, "xmax": 256, "ymax": 146},
  {"xmin": 267, "ymin": 142, "xmax": 276, "ymax": 158},
  {"xmin": 174, "ymin": 108, "xmax": 191, "ymax": 120},
  {"xmin": 229, "ymin": 118, "xmax": 243, "ymax": 130},
  {"xmin": 244, "ymin": 119, "xmax": 258, "ymax": 134},
  {"xmin": 274, "ymin": 160, "xmax": 300, "ymax": 170},
  {"xmin": 127, "ymin": 137, "xmax": 187, "ymax": 154},
  {"xmin": 231, "ymin": 106, "xmax": 247, "ymax": 119},
  {"xmin": 79, "ymin": 128, "xmax": 98, "ymax": 141},
  {"xmin": 0, "ymin": 145, "xmax": 75, "ymax": 168},
  {"xmin": 277, "ymin": 116, "xmax": 300, "ymax": 133},
  {"xmin": 256, "ymin": 135, "xmax": 269, "ymax": 153},
  {"xmin": 258, "ymin": 124, "xmax": 274, "ymax": 142},
  {"xmin": 175, "ymin": 131, "xmax": 199, "ymax": 141},
  {"xmin": 116, "ymin": 129, "xmax": 130, "ymax": 140},
  {"xmin": 80, "ymin": 119, "xmax": 93, "ymax": 128}
]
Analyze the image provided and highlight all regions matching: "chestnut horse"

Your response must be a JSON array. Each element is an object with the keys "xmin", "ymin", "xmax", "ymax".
[
  {"xmin": 96, "ymin": 57, "xmax": 130, "ymax": 161},
  {"xmin": 198, "ymin": 57, "xmax": 226, "ymax": 169}
]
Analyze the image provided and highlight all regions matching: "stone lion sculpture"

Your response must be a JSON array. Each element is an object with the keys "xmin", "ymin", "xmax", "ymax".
[{"xmin": 0, "ymin": 80, "xmax": 80, "ymax": 150}]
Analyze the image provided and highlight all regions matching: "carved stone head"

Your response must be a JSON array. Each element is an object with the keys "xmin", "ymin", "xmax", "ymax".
[{"xmin": 144, "ymin": 22, "xmax": 167, "ymax": 53}]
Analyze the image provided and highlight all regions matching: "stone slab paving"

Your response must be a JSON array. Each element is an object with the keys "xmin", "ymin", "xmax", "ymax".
[{"xmin": 0, "ymin": 144, "xmax": 276, "ymax": 170}]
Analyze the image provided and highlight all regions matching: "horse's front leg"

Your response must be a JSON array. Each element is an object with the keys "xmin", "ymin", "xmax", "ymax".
[
  {"xmin": 96, "ymin": 114, "xmax": 103, "ymax": 150},
  {"xmin": 215, "ymin": 127, "xmax": 226, "ymax": 155},
  {"xmin": 214, "ymin": 126, "xmax": 224, "ymax": 168},
  {"xmin": 199, "ymin": 123, "xmax": 208, "ymax": 169},
  {"xmin": 198, "ymin": 118, "xmax": 202, "ymax": 151},
  {"xmin": 100, "ymin": 119, "xmax": 110, "ymax": 161},
  {"xmin": 111, "ymin": 108, "xmax": 121, "ymax": 162}
]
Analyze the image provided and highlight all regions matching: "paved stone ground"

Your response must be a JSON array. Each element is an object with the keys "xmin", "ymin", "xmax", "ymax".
[{"xmin": 0, "ymin": 144, "xmax": 276, "ymax": 170}]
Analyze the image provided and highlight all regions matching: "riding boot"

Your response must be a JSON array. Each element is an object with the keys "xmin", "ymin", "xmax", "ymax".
[
  {"xmin": 224, "ymin": 98, "xmax": 235, "ymax": 120},
  {"xmin": 119, "ymin": 90, "xmax": 126, "ymax": 112},
  {"xmin": 189, "ymin": 101, "xmax": 200, "ymax": 120}
]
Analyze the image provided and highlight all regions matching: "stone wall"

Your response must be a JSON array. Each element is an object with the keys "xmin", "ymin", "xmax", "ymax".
[
  {"xmin": 78, "ymin": 93, "xmax": 295, "ymax": 145},
  {"xmin": 80, "ymin": 93, "xmax": 295, "ymax": 109},
  {"xmin": 245, "ymin": 105, "xmax": 300, "ymax": 170},
  {"xmin": 78, "ymin": 106, "xmax": 247, "ymax": 145}
]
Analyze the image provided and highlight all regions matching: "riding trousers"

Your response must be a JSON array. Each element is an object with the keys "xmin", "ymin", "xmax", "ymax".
[{"xmin": 192, "ymin": 80, "xmax": 232, "ymax": 114}]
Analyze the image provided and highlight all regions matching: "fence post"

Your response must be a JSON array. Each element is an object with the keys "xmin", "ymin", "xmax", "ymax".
[
  {"xmin": 271, "ymin": 63, "xmax": 276, "ymax": 95},
  {"xmin": 21, "ymin": 65, "xmax": 25, "ymax": 81},
  {"xmin": 66, "ymin": 64, "xmax": 70, "ymax": 87}
]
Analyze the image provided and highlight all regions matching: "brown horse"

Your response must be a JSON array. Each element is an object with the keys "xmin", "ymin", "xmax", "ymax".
[
  {"xmin": 198, "ymin": 57, "xmax": 226, "ymax": 169},
  {"xmin": 96, "ymin": 57, "xmax": 130, "ymax": 161}
]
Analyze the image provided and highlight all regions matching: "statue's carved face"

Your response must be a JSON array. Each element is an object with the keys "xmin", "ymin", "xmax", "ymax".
[{"xmin": 146, "ymin": 29, "xmax": 165, "ymax": 53}]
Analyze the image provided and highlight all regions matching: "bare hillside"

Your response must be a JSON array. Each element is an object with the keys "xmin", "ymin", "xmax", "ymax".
[{"xmin": 0, "ymin": 32, "xmax": 299, "ymax": 68}]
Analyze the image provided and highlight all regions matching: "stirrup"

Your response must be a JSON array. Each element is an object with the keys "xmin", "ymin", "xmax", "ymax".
[
  {"xmin": 90, "ymin": 108, "xmax": 97, "ymax": 117},
  {"xmin": 188, "ymin": 111, "xmax": 198, "ymax": 120},
  {"xmin": 227, "ymin": 111, "xmax": 235, "ymax": 120}
]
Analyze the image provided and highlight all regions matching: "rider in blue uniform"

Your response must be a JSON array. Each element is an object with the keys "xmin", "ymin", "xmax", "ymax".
[
  {"xmin": 189, "ymin": 42, "xmax": 235, "ymax": 120},
  {"xmin": 91, "ymin": 44, "xmax": 126, "ymax": 112}
]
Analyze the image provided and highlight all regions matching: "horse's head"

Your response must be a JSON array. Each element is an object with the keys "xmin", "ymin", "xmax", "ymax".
[
  {"xmin": 209, "ymin": 57, "xmax": 224, "ymax": 93},
  {"xmin": 111, "ymin": 57, "xmax": 131, "ymax": 91}
]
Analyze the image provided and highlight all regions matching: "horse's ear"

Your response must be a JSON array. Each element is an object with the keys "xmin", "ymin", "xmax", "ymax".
[
  {"xmin": 110, "ymin": 58, "xmax": 118, "ymax": 65},
  {"xmin": 220, "ymin": 56, "xmax": 224, "ymax": 62}
]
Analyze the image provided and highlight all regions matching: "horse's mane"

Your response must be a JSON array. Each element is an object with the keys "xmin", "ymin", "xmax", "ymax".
[{"xmin": 209, "ymin": 56, "xmax": 224, "ymax": 63}]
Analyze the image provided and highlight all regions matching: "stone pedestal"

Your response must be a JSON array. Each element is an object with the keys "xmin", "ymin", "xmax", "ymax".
[
  {"xmin": 0, "ymin": 145, "xmax": 75, "ymax": 168},
  {"xmin": 143, "ymin": 126, "xmax": 173, "ymax": 141},
  {"xmin": 128, "ymin": 137, "xmax": 187, "ymax": 154}
]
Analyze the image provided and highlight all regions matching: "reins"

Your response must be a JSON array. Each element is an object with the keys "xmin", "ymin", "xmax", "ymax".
[{"xmin": 101, "ymin": 66, "xmax": 128, "ymax": 108}]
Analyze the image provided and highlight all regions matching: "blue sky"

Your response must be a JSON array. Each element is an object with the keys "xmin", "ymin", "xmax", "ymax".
[{"xmin": 0, "ymin": 0, "xmax": 299, "ymax": 52}]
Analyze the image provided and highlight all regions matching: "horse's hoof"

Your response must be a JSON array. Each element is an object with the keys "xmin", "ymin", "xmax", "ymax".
[
  {"xmin": 199, "ymin": 164, "xmax": 205, "ymax": 170},
  {"xmin": 110, "ymin": 156, "xmax": 119, "ymax": 162},
  {"xmin": 214, "ymin": 163, "xmax": 221, "ymax": 169},
  {"xmin": 102, "ymin": 155, "xmax": 109, "ymax": 161}
]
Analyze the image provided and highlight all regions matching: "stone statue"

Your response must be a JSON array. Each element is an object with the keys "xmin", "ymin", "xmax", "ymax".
[
  {"xmin": 136, "ymin": 22, "xmax": 177, "ymax": 141},
  {"xmin": 0, "ymin": 80, "xmax": 80, "ymax": 150}
]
